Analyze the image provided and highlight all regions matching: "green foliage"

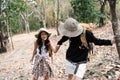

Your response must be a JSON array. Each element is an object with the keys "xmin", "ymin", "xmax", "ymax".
[
  {"xmin": 70, "ymin": 0, "xmax": 105, "ymax": 23},
  {"xmin": 29, "ymin": 16, "xmax": 42, "ymax": 30},
  {"xmin": 10, "ymin": 16, "xmax": 20, "ymax": 34},
  {"xmin": 4, "ymin": 0, "xmax": 27, "ymax": 34},
  {"xmin": 1, "ymin": 0, "xmax": 42, "ymax": 35},
  {"xmin": 7, "ymin": 0, "xmax": 27, "ymax": 17}
]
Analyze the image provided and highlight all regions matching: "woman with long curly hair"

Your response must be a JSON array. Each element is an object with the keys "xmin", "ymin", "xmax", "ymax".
[{"xmin": 30, "ymin": 28, "xmax": 54, "ymax": 80}]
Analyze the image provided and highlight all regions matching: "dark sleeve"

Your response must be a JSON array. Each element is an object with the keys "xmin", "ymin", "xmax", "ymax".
[
  {"xmin": 86, "ymin": 30, "xmax": 112, "ymax": 46},
  {"xmin": 57, "ymin": 36, "xmax": 69, "ymax": 45}
]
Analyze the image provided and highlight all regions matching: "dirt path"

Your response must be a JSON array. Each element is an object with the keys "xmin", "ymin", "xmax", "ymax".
[
  {"xmin": 0, "ymin": 32, "xmax": 36, "ymax": 80},
  {"xmin": 0, "ymin": 29, "xmax": 68, "ymax": 80},
  {"xmin": 0, "ymin": 26, "xmax": 120, "ymax": 80}
]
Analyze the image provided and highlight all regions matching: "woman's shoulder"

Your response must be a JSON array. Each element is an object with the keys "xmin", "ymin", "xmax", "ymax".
[
  {"xmin": 86, "ymin": 30, "xmax": 94, "ymax": 36},
  {"xmin": 48, "ymin": 40, "xmax": 53, "ymax": 46},
  {"xmin": 34, "ymin": 40, "xmax": 38, "ymax": 46},
  {"xmin": 86, "ymin": 30, "xmax": 92, "ymax": 34},
  {"xmin": 34, "ymin": 40, "xmax": 37, "ymax": 44}
]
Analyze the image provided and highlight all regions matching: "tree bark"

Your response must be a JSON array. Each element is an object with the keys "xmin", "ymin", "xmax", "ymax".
[
  {"xmin": 6, "ymin": 15, "xmax": 10, "ymax": 37},
  {"xmin": 108, "ymin": 0, "xmax": 120, "ymax": 59},
  {"xmin": 19, "ymin": 15, "xmax": 24, "ymax": 33},
  {"xmin": 0, "ymin": 27, "xmax": 3, "ymax": 48},
  {"xmin": 42, "ymin": 0, "xmax": 46, "ymax": 28},
  {"xmin": 53, "ymin": 0, "xmax": 56, "ymax": 28},
  {"xmin": 20, "ymin": 12, "xmax": 30, "ymax": 33},
  {"xmin": 99, "ymin": 0, "xmax": 107, "ymax": 27},
  {"xmin": 56, "ymin": 0, "xmax": 60, "ymax": 35},
  {"xmin": 0, "ymin": 0, "xmax": 3, "ymax": 48}
]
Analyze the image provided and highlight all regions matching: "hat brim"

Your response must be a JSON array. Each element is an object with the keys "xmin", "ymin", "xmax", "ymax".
[
  {"xmin": 58, "ymin": 23, "xmax": 83, "ymax": 37},
  {"xmin": 35, "ymin": 28, "xmax": 51, "ymax": 38}
]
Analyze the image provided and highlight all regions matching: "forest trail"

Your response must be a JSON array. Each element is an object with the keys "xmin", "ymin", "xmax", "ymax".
[
  {"xmin": 0, "ymin": 32, "xmax": 36, "ymax": 79},
  {"xmin": 0, "ymin": 24, "xmax": 120, "ymax": 80}
]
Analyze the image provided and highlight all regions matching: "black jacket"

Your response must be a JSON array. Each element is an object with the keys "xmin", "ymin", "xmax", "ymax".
[{"xmin": 57, "ymin": 30, "xmax": 112, "ymax": 63}]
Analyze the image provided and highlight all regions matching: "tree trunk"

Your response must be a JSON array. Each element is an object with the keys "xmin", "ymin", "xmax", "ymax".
[
  {"xmin": 42, "ymin": 0, "xmax": 46, "ymax": 28},
  {"xmin": 99, "ymin": 0, "xmax": 107, "ymax": 27},
  {"xmin": 108, "ymin": 0, "xmax": 120, "ymax": 59},
  {"xmin": 56, "ymin": 0, "xmax": 60, "ymax": 35},
  {"xmin": 20, "ymin": 12, "xmax": 30, "ymax": 33},
  {"xmin": 6, "ymin": 0, "xmax": 14, "ymax": 50},
  {"xmin": 53, "ymin": 0, "xmax": 56, "ymax": 28},
  {"xmin": 0, "ymin": 0, "xmax": 3, "ymax": 48},
  {"xmin": 6, "ymin": 15, "xmax": 10, "ymax": 37},
  {"xmin": 0, "ymin": 0, "xmax": 8, "ymax": 52},
  {"xmin": 0, "ymin": 26, "xmax": 3, "ymax": 48},
  {"xmin": 19, "ymin": 15, "xmax": 24, "ymax": 33}
]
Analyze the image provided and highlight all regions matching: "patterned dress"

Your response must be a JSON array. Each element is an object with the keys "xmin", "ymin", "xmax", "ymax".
[{"xmin": 32, "ymin": 45, "xmax": 54, "ymax": 79}]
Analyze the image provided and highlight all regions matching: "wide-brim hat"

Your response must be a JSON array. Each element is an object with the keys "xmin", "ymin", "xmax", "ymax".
[
  {"xmin": 58, "ymin": 18, "xmax": 83, "ymax": 37},
  {"xmin": 35, "ymin": 28, "xmax": 51, "ymax": 38}
]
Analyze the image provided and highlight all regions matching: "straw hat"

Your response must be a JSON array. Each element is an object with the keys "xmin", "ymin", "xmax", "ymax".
[
  {"xmin": 35, "ymin": 28, "xmax": 51, "ymax": 38},
  {"xmin": 58, "ymin": 18, "xmax": 83, "ymax": 37}
]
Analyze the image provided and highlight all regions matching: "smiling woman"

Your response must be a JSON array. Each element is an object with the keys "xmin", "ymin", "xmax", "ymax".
[{"xmin": 30, "ymin": 28, "xmax": 54, "ymax": 80}]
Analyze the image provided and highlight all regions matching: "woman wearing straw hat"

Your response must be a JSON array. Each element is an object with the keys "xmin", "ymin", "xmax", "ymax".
[
  {"xmin": 54, "ymin": 18, "xmax": 115, "ymax": 80},
  {"xmin": 30, "ymin": 28, "xmax": 54, "ymax": 80}
]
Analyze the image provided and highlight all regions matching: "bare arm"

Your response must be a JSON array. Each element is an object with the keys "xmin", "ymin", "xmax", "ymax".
[
  {"xmin": 49, "ymin": 41, "xmax": 60, "ymax": 53},
  {"xmin": 30, "ymin": 41, "xmax": 38, "ymax": 62},
  {"xmin": 54, "ymin": 36, "xmax": 68, "ymax": 53},
  {"xmin": 54, "ymin": 45, "xmax": 60, "ymax": 53},
  {"xmin": 49, "ymin": 41, "xmax": 55, "ymax": 52},
  {"xmin": 111, "ymin": 37, "xmax": 115, "ymax": 44}
]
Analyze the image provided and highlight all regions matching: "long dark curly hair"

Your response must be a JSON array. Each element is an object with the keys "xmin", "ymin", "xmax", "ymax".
[{"xmin": 36, "ymin": 31, "xmax": 52, "ymax": 57}]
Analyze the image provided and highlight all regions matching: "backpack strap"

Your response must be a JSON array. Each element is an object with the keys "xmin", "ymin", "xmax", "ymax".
[
  {"xmin": 80, "ymin": 27, "xmax": 89, "ymax": 49},
  {"xmin": 74, "ymin": 61, "xmax": 87, "ymax": 74},
  {"xmin": 80, "ymin": 26, "xmax": 94, "ymax": 61}
]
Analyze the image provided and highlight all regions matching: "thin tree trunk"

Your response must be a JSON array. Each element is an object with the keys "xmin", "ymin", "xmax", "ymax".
[
  {"xmin": 24, "ymin": 13, "xmax": 30, "ymax": 33},
  {"xmin": 52, "ymin": 9, "xmax": 55, "ymax": 28},
  {"xmin": 56, "ymin": 0, "xmax": 60, "ymax": 35},
  {"xmin": 9, "ymin": 28, "xmax": 14, "ymax": 49},
  {"xmin": 7, "ymin": 0, "xmax": 14, "ymax": 49},
  {"xmin": 20, "ymin": 12, "xmax": 30, "ymax": 33},
  {"xmin": 42, "ymin": 0, "xmax": 46, "ymax": 28},
  {"xmin": 108, "ymin": 0, "xmax": 120, "ymax": 59},
  {"xmin": 19, "ymin": 15, "xmax": 23, "ymax": 33},
  {"xmin": 0, "ymin": 27, "xmax": 3, "ymax": 48},
  {"xmin": 99, "ymin": 0, "xmax": 107, "ymax": 27},
  {"xmin": 0, "ymin": 0, "xmax": 3, "ymax": 48},
  {"xmin": 9, "ymin": 18, "xmax": 14, "ymax": 49},
  {"xmin": 6, "ymin": 15, "xmax": 14, "ymax": 50},
  {"xmin": 6, "ymin": 15, "xmax": 10, "ymax": 37}
]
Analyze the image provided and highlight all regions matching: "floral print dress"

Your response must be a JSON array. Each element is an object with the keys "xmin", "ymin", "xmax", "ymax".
[{"xmin": 32, "ymin": 45, "xmax": 54, "ymax": 79}]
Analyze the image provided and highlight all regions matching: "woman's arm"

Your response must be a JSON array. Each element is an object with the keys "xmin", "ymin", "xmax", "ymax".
[
  {"xmin": 49, "ymin": 41, "xmax": 60, "ymax": 53},
  {"xmin": 54, "ymin": 36, "xmax": 69, "ymax": 53},
  {"xmin": 30, "ymin": 41, "xmax": 38, "ymax": 62},
  {"xmin": 86, "ymin": 30, "xmax": 112, "ymax": 46},
  {"xmin": 54, "ymin": 45, "xmax": 60, "ymax": 53},
  {"xmin": 49, "ymin": 41, "xmax": 55, "ymax": 52}
]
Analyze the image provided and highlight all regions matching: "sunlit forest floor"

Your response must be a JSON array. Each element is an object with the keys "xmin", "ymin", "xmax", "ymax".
[{"xmin": 0, "ymin": 22, "xmax": 120, "ymax": 80}]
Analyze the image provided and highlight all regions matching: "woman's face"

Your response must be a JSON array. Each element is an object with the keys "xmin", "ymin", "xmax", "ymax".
[{"xmin": 40, "ymin": 31, "xmax": 48, "ymax": 41}]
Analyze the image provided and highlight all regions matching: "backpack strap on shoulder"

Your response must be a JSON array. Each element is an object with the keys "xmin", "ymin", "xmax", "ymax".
[{"xmin": 80, "ymin": 27, "xmax": 89, "ymax": 49}]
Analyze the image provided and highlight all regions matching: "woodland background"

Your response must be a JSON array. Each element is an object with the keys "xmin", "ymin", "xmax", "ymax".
[{"xmin": 0, "ymin": 0, "xmax": 120, "ymax": 80}]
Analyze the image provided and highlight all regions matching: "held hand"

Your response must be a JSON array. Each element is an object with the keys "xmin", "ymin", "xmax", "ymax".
[
  {"xmin": 30, "ymin": 58, "xmax": 34, "ymax": 65},
  {"xmin": 54, "ymin": 45, "xmax": 60, "ymax": 53},
  {"xmin": 30, "ymin": 58, "xmax": 33, "ymax": 62},
  {"xmin": 111, "ymin": 38, "xmax": 115, "ymax": 44}
]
